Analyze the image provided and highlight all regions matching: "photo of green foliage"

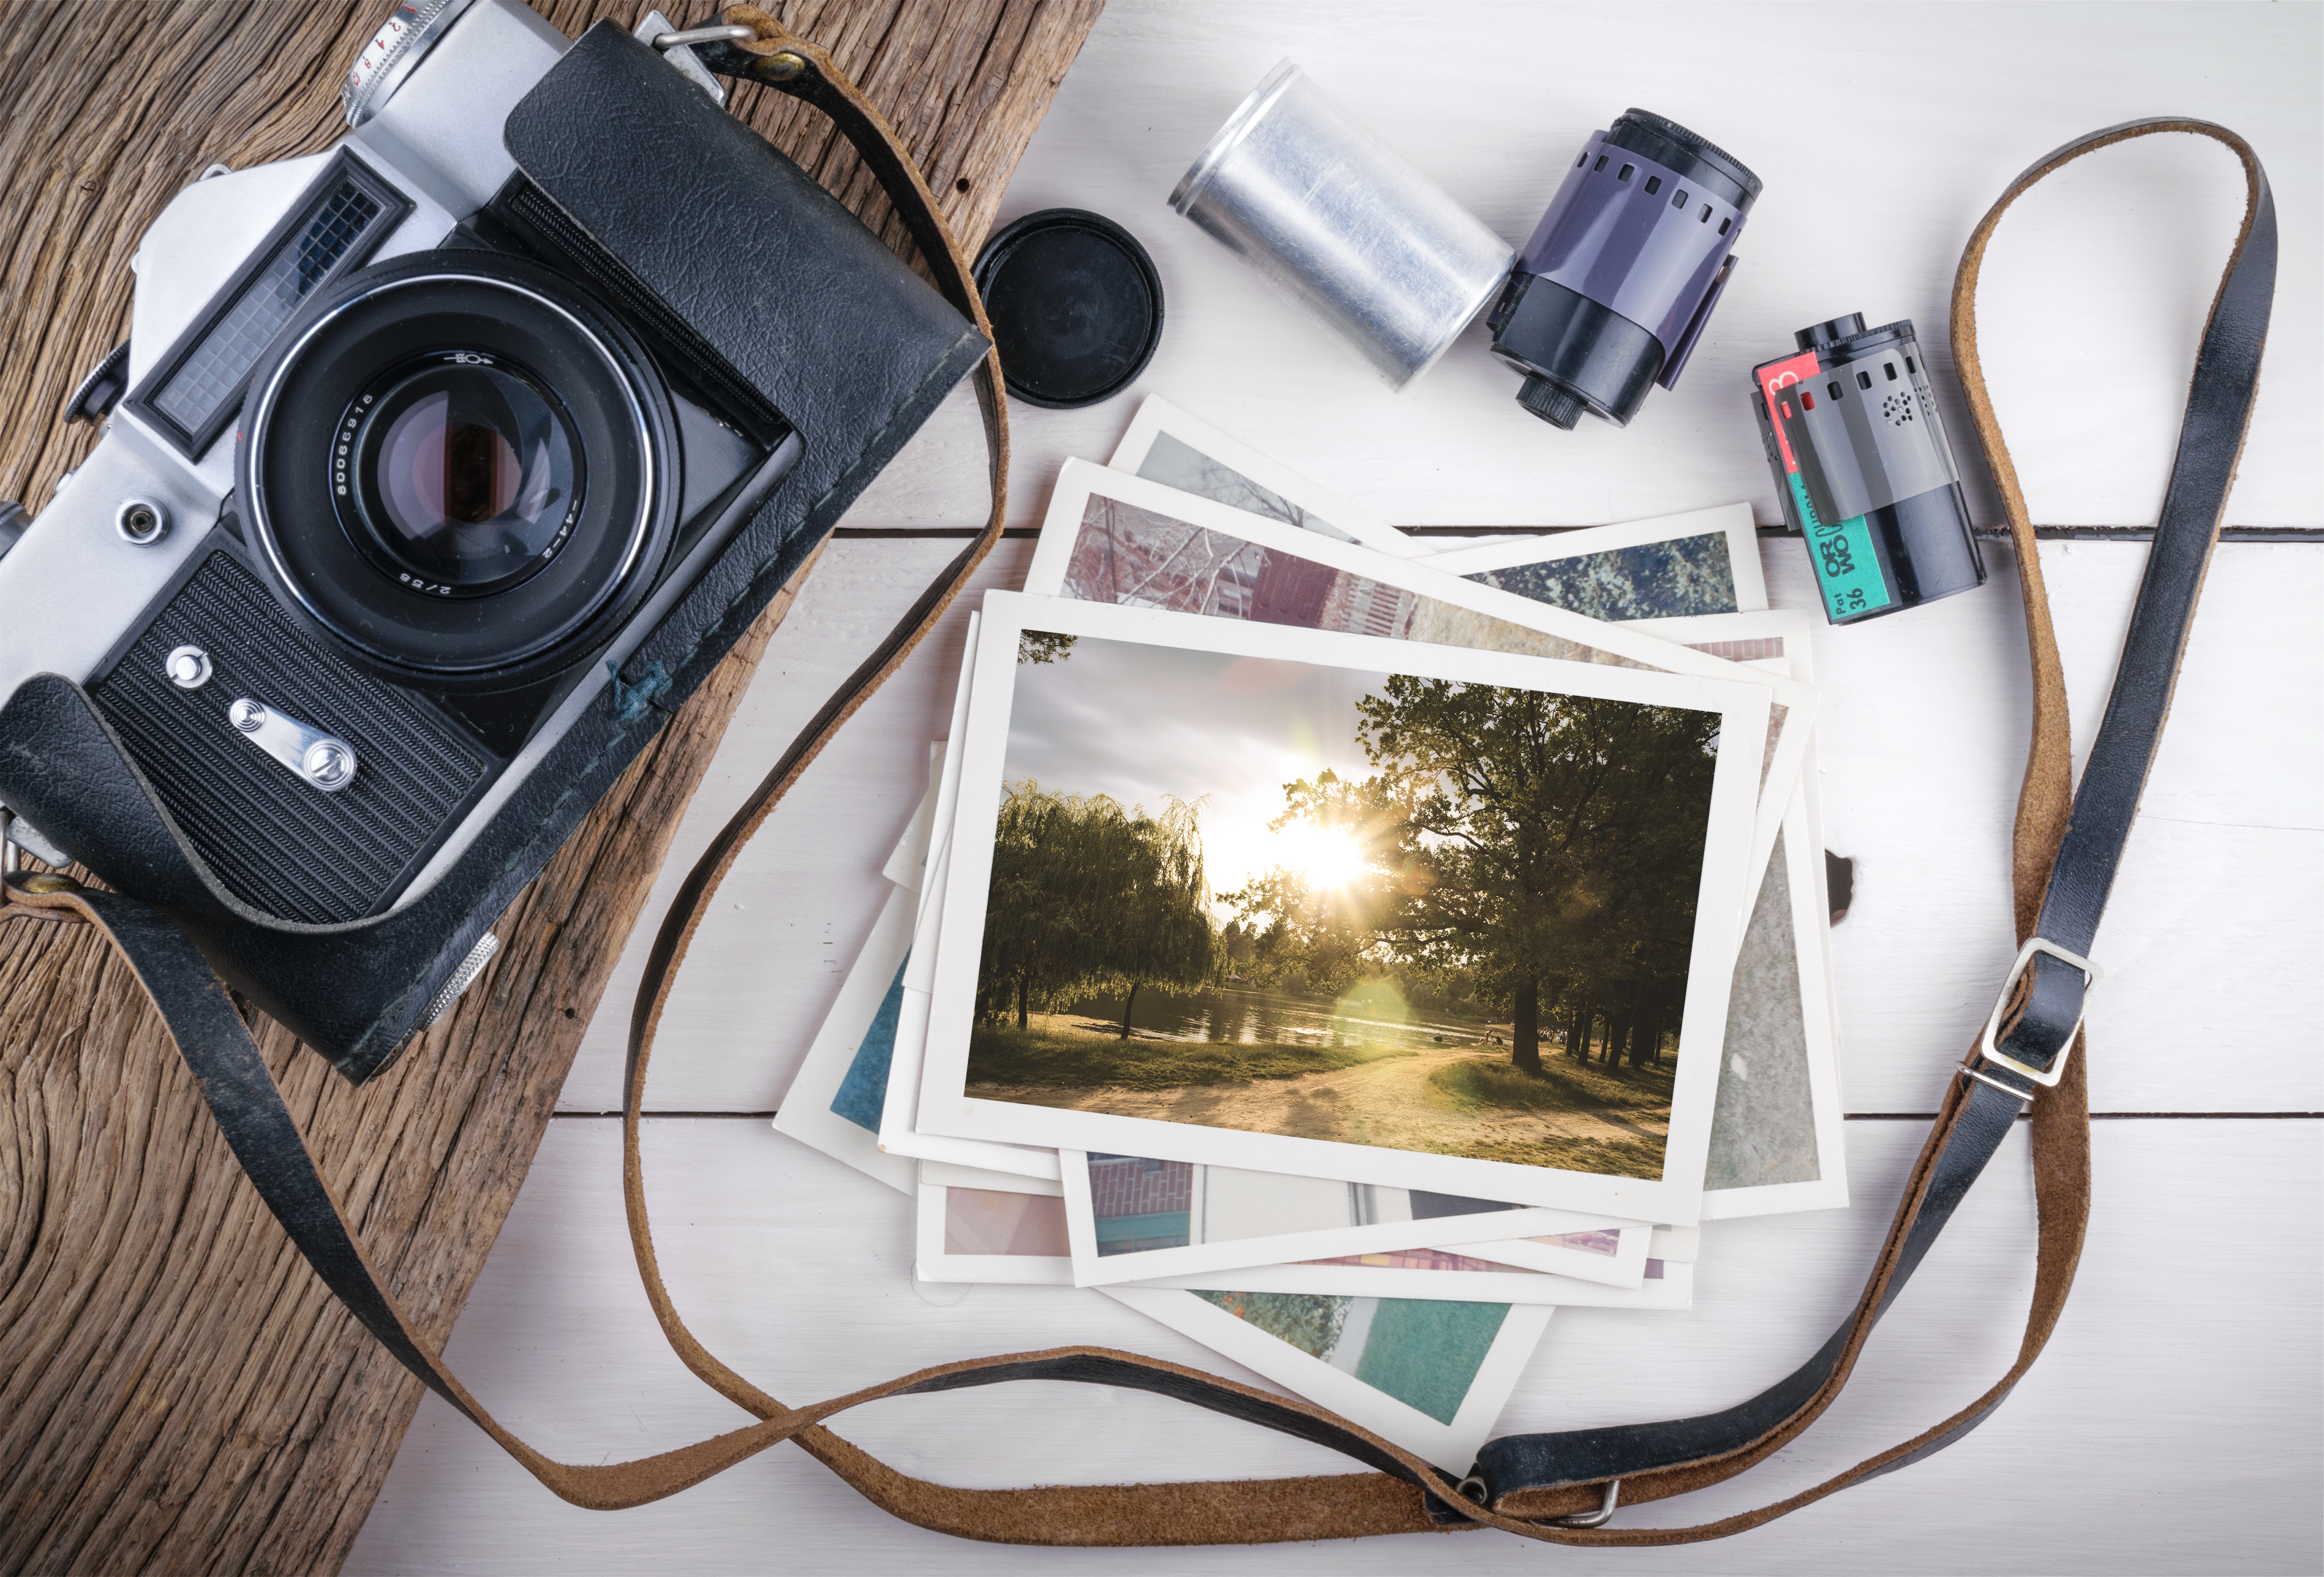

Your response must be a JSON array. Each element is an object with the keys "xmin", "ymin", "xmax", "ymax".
[
  {"xmin": 963, "ymin": 630, "xmax": 1718, "ymax": 1180},
  {"xmin": 1466, "ymin": 532, "xmax": 1739, "ymax": 621},
  {"xmin": 1192, "ymin": 1290, "xmax": 1349, "ymax": 1360}
]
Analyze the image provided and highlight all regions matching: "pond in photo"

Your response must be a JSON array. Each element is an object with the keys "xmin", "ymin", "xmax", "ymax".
[{"xmin": 1051, "ymin": 983, "xmax": 1499, "ymax": 1057}]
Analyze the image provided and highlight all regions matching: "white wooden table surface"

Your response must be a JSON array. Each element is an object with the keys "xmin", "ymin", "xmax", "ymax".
[{"xmin": 347, "ymin": 5, "xmax": 2323, "ymax": 1572}]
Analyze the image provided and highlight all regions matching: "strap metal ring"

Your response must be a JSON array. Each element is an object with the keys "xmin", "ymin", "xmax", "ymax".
[
  {"xmin": 654, "ymin": 24, "xmax": 752, "ymax": 48},
  {"xmin": 1543, "ymin": 1478, "xmax": 1621, "ymax": 1530}
]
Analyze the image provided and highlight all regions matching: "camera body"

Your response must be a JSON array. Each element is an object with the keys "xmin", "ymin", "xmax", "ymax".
[{"xmin": 0, "ymin": 2, "xmax": 987, "ymax": 1076}]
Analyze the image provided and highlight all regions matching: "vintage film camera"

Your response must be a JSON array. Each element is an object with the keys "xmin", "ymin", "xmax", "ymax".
[{"xmin": 0, "ymin": 0, "xmax": 985, "ymax": 1075}]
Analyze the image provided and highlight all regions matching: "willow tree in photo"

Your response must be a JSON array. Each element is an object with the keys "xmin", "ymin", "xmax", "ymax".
[
  {"xmin": 1262, "ymin": 680, "xmax": 1719, "ymax": 1073},
  {"xmin": 977, "ymin": 781, "xmax": 1215, "ymax": 1034}
]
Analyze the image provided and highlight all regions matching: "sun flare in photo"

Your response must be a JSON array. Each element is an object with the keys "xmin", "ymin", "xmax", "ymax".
[{"xmin": 1275, "ymin": 822, "xmax": 1366, "ymax": 890}]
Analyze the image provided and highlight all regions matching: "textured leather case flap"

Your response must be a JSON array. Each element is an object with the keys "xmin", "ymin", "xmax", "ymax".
[{"xmin": 504, "ymin": 23, "xmax": 981, "ymax": 471}]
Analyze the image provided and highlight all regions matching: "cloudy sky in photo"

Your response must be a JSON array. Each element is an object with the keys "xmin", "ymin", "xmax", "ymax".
[{"xmin": 999, "ymin": 631, "xmax": 1390, "ymax": 901}]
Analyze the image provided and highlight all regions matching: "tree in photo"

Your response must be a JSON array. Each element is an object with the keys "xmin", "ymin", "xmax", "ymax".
[
  {"xmin": 1017, "ymin": 629, "xmax": 1077, "ymax": 666},
  {"xmin": 977, "ymin": 781, "xmax": 1215, "ymax": 1035},
  {"xmin": 1192, "ymin": 1290, "xmax": 1350, "ymax": 1360},
  {"xmin": 1485, "ymin": 536, "xmax": 1737, "ymax": 622},
  {"xmin": 1254, "ymin": 682, "xmax": 1718, "ymax": 1075},
  {"xmin": 1218, "ymin": 768, "xmax": 1402, "ymax": 998},
  {"xmin": 1365, "ymin": 682, "xmax": 1717, "ymax": 1073}
]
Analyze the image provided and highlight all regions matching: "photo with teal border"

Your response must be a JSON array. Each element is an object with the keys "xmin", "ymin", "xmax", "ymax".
[{"xmin": 1191, "ymin": 1290, "xmax": 1508, "ymax": 1424}]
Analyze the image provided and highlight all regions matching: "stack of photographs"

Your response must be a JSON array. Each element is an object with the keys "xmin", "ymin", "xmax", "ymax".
[{"xmin": 773, "ymin": 398, "xmax": 1845, "ymax": 1471}]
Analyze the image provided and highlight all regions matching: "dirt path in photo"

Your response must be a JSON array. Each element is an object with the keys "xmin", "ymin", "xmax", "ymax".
[{"xmin": 967, "ymin": 1047, "xmax": 1666, "ymax": 1154}]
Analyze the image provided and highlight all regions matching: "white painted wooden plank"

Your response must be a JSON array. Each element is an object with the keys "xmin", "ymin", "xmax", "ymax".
[
  {"xmin": 345, "ymin": 1116, "xmax": 2322, "ymax": 1575},
  {"xmin": 371, "ymin": 2, "xmax": 2324, "ymax": 1567},
  {"xmin": 838, "ymin": 1, "xmax": 2321, "ymax": 534},
  {"xmin": 1773, "ymin": 539, "xmax": 2324, "ymax": 1116},
  {"xmin": 557, "ymin": 535, "xmax": 2324, "ymax": 1116},
  {"xmin": 556, "ymin": 540, "xmax": 1034, "ymax": 1112}
]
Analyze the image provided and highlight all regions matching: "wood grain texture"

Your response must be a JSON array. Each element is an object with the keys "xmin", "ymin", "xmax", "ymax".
[{"xmin": 0, "ymin": 1, "xmax": 1100, "ymax": 1572}]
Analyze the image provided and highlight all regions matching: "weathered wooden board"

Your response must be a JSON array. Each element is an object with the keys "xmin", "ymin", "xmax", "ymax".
[{"xmin": 0, "ymin": 2, "xmax": 1100, "ymax": 1572}]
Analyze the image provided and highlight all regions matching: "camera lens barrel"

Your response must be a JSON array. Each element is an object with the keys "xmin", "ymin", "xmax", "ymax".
[
  {"xmin": 238, "ymin": 250, "xmax": 678, "ymax": 690},
  {"xmin": 1489, "ymin": 108, "xmax": 1760, "ymax": 429},
  {"xmin": 342, "ymin": 354, "xmax": 587, "ymax": 598},
  {"xmin": 1750, "ymin": 314, "xmax": 1987, "ymax": 625}
]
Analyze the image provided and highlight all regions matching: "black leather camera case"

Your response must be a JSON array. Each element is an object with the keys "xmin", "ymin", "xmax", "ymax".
[{"xmin": 0, "ymin": 24, "xmax": 988, "ymax": 1082}]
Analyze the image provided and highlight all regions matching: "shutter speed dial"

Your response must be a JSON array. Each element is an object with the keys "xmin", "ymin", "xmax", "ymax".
[{"xmin": 342, "ymin": 0, "xmax": 483, "ymax": 128}]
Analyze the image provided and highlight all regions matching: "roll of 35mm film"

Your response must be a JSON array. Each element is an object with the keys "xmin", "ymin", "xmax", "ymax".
[{"xmin": 1751, "ymin": 314, "xmax": 1986, "ymax": 625}]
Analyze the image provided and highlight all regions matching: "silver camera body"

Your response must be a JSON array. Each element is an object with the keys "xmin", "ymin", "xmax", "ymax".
[{"xmin": 0, "ymin": 0, "xmax": 800, "ymax": 926}]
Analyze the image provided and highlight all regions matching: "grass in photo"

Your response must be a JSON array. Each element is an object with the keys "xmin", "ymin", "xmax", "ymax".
[{"xmin": 962, "ymin": 629, "xmax": 1718, "ymax": 1181}]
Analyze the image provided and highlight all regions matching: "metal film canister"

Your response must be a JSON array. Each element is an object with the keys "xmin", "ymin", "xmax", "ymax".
[
  {"xmin": 1750, "ymin": 314, "xmax": 1986, "ymax": 625},
  {"xmin": 1169, "ymin": 59, "xmax": 1515, "ymax": 390}
]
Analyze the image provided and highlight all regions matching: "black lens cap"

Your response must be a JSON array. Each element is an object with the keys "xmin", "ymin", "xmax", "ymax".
[{"xmin": 972, "ymin": 208, "xmax": 1163, "ymax": 409}]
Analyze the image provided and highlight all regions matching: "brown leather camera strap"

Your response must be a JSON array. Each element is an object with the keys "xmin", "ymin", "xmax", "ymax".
[{"xmin": 1, "ymin": 39, "xmax": 2274, "ymax": 1545}]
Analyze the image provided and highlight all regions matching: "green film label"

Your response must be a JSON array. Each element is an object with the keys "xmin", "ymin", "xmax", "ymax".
[{"xmin": 1790, "ymin": 473, "xmax": 1892, "ymax": 621}]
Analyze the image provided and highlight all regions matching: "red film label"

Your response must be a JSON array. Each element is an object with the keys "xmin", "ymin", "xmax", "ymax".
[{"xmin": 1755, "ymin": 350, "xmax": 1820, "ymax": 472}]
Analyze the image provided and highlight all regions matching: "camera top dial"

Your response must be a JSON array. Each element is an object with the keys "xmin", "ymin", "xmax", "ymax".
[{"xmin": 342, "ymin": 0, "xmax": 483, "ymax": 127}]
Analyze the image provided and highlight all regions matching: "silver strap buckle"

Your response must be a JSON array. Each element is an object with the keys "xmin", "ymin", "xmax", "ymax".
[
  {"xmin": 1977, "ymin": 935, "xmax": 2102, "ymax": 1088},
  {"xmin": 1451, "ymin": 1473, "xmax": 1622, "ymax": 1529}
]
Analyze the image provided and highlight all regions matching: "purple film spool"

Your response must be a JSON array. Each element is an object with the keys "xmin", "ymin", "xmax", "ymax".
[{"xmin": 1488, "ymin": 110, "xmax": 1761, "ymax": 429}]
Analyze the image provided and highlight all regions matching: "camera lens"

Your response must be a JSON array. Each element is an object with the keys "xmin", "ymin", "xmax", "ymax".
[
  {"xmin": 240, "ymin": 250, "xmax": 680, "ymax": 691},
  {"xmin": 347, "ymin": 357, "xmax": 585, "ymax": 597}
]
